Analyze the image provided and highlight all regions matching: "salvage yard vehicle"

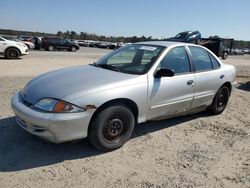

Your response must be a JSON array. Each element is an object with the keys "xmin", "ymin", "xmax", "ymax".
[
  {"xmin": 168, "ymin": 31, "xmax": 234, "ymax": 60},
  {"xmin": 11, "ymin": 41, "xmax": 236, "ymax": 151},
  {"xmin": 200, "ymin": 38, "xmax": 234, "ymax": 60},
  {"xmin": 168, "ymin": 31, "xmax": 202, "ymax": 44},
  {"xmin": 41, "ymin": 37, "xmax": 80, "ymax": 52},
  {"xmin": 0, "ymin": 36, "xmax": 29, "ymax": 59}
]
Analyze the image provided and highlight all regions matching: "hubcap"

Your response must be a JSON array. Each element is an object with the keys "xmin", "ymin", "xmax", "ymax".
[
  {"xmin": 103, "ymin": 117, "xmax": 125, "ymax": 141},
  {"xmin": 10, "ymin": 50, "xmax": 17, "ymax": 57},
  {"xmin": 217, "ymin": 89, "xmax": 228, "ymax": 109}
]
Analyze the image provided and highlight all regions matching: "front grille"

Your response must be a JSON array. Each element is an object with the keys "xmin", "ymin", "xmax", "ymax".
[
  {"xmin": 20, "ymin": 93, "xmax": 33, "ymax": 107},
  {"xmin": 16, "ymin": 116, "xmax": 28, "ymax": 129},
  {"xmin": 22, "ymin": 99, "xmax": 33, "ymax": 107},
  {"xmin": 16, "ymin": 116, "xmax": 46, "ymax": 133}
]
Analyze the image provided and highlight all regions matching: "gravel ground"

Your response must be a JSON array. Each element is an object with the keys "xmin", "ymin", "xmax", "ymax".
[{"xmin": 0, "ymin": 49, "xmax": 249, "ymax": 188}]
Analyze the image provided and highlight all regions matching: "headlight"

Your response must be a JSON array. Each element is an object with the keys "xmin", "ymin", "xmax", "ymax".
[
  {"xmin": 34, "ymin": 98, "xmax": 85, "ymax": 113},
  {"xmin": 17, "ymin": 42, "xmax": 27, "ymax": 48}
]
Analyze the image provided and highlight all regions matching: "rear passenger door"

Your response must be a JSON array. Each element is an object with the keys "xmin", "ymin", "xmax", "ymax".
[{"xmin": 188, "ymin": 46, "xmax": 224, "ymax": 108}]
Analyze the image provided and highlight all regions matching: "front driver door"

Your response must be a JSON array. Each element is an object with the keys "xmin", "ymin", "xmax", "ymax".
[{"xmin": 147, "ymin": 46, "xmax": 195, "ymax": 120}]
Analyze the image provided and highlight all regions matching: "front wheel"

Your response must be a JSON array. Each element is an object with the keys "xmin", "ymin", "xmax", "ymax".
[
  {"xmin": 88, "ymin": 105, "xmax": 135, "ymax": 151},
  {"xmin": 208, "ymin": 86, "xmax": 229, "ymax": 115},
  {"xmin": 5, "ymin": 48, "xmax": 20, "ymax": 59}
]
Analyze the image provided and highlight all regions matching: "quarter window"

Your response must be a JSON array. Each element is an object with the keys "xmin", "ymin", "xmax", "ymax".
[
  {"xmin": 189, "ymin": 46, "xmax": 212, "ymax": 71},
  {"xmin": 159, "ymin": 46, "xmax": 191, "ymax": 74},
  {"xmin": 209, "ymin": 53, "xmax": 221, "ymax": 69}
]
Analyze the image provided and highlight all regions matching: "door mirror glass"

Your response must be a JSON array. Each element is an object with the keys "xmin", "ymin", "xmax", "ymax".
[{"xmin": 154, "ymin": 68, "xmax": 175, "ymax": 78}]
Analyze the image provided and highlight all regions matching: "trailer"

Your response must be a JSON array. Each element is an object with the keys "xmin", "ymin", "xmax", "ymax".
[{"xmin": 199, "ymin": 37, "xmax": 234, "ymax": 60}]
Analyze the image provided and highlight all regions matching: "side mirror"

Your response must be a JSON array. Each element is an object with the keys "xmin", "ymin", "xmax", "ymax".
[{"xmin": 154, "ymin": 68, "xmax": 175, "ymax": 78}]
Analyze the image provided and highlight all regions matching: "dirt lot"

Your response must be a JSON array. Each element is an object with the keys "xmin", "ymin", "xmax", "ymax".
[{"xmin": 0, "ymin": 48, "xmax": 249, "ymax": 188}]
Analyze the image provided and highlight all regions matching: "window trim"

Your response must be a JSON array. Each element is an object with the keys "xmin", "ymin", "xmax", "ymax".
[
  {"xmin": 187, "ymin": 46, "xmax": 214, "ymax": 73},
  {"xmin": 207, "ymin": 52, "xmax": 221, "ymax": 70}
]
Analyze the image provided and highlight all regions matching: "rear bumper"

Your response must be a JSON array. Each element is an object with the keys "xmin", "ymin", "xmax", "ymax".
[{"xmin": 11, "ymin": 93, "xmax": 93, "ymax": 143}]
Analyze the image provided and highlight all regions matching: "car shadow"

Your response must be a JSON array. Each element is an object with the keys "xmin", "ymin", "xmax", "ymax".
[
  {"xmin": 0, "ymin": 57, "xmax": 22, "ymax": 60},
  {"xmin": 0, "ymin": 111, "xmax": 209, "ymax": 172},
  {"xmin": 237, "ymin": 81, "xmax": 250, "ymax": 91}
]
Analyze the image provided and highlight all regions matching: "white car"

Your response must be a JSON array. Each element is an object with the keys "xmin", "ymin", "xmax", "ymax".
[{"xmin": 0, "ymin": 36, "xmax": 29, "ymax": 59}]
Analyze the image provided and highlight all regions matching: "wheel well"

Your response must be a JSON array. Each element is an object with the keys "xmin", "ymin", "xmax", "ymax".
[
  {"xmin": 4, "ymin": 47, "xmax": 21, "ymax": 56},
  {"xmin": 89, "ymin": 98, "xmax": 139, "ymax": 126},
  {"xmin": 25, "ymin": 44, "xmax": 30, "ymax": 49},
  {"xmin": 221, "ymin": 82, "xmax": 232, "ymax": 95}
]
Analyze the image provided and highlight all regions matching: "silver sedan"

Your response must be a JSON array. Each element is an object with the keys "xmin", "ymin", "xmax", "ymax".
[{"xmin": 11, "ymin": 41, "xmax": 236, "ymax": 151}]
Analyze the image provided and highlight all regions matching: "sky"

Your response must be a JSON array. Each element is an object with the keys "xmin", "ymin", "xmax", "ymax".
[{"xmin": 0, "ymin": 0, "xmax": 249, "ymax": 40}]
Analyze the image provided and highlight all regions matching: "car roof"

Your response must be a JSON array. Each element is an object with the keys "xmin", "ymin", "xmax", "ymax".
[{"xmin": 135, "ymin": 41, "xmax": 184, "ymax": 47}]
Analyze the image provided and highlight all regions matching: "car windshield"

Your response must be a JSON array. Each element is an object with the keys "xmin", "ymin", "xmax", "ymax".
[
  {"xmin": 0, "ymin": 36, "xmax": 7, "ymax": 41},
  {"xmin": 174, "ymin": 32, "xmax": 188, "ymax": 39},
  {"xmin": 91, "ymin": 44, "xmax": 164, "ymax": 75}
]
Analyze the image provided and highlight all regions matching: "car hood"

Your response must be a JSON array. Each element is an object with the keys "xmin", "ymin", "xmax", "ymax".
[
  {"xmin": 22, "ymin": 65, "xmax": 139, "ymax": 104},
  {"xmin": 6, "ymin": 39, "xmax": 27, "ymax": 47}
]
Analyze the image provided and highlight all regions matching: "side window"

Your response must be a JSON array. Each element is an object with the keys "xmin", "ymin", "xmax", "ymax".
[
  {"xmin": 209, "ymin": 53, "xmax": 221, "ymax": 69},
  {"xmin": 0, "ymin": 38, "xmax": 4, "ymax": 41},
  {"xmin": 189, "ymin": 46, "xmax": 212, "ymax": 72},
  {"xmin": 159, "ymin": 46, "xmax": 190, "ymax": 74}
]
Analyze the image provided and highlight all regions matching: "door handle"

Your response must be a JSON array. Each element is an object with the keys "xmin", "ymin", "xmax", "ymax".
[
  {"xmin": 220, "ymin": 74, "xmax": 225, "ymax": 79},
  {"xmin": 187, "ymin": 80, "xmax": 194, "ymax": 85}
]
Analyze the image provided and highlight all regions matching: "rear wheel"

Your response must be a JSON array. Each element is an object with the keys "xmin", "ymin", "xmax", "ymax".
[
  {"xmin": 48, "ymin": 45, "xmax": 54, "ymax": 51},
  {"xmin": 71, "ymin": 46, "xmax": 77, "ymax": 52},
  {"xmin": 5, "ymin": 48, "xmax": 20, "ymax": 59},
  {"xmin": 222, "ymin": 52, "xmax": 228, "ymax": 60},
  {"xmin": 208, "ymin": 86, "xmax": 229, "ymax": 115},
  {"xmin": 88, "ymin": 105, "xmax": 135, "ymax": 151}
]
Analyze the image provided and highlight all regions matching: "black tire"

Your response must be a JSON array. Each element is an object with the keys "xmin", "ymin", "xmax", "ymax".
[
  {"xmin": 48, "ymin": 45, "xmax": 54, "ymax": 51},
  {"xmin": 208, "ymin": 86, "xmax": 229, "ymax": 115},
  {"xmin": 88, "ymin": 105, "xmax": 135, "ymax": 151},
  {"xmin": 5, "ymin": 48, "xmax": 20, "ymax": 59},
  {"xmin": 71, "ymin": 46, "xmax": 77, "ymax": 52},
  {"xmin": 222, "ymin": 52, "xmax": 228, "ymax": 60}
]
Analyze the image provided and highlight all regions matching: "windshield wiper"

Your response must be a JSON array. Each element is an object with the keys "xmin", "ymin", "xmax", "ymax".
[
  {"xmin": 89, "ymin": 62, "xmax": 101, "ymax": 67},
  {"xmin": 90, "ymin": 63, "xmax": 120, "ymax": 72}
]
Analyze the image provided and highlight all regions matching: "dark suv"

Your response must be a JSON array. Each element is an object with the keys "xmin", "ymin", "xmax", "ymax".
[
  {"xmin": 42, "ymin": 37, "xmax": 80, "ymax": 52},
  {"xmin": 168, "ymin": 31, "xmax": 202, "ymax": 44}
]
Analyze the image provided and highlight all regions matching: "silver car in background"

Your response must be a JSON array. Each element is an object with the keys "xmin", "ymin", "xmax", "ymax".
[{"xmin": 11, "ymin": 41, "xmax": 236, "ymax": 151}]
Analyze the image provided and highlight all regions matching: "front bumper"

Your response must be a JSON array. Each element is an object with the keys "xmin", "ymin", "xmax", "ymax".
[
  {"xmin": 11, "ymin": 93, "xmax": 94, "ymax": 143},
  {"xmin": 21, "ymin": 48, "xmax": 29, "ymax": 55},
  {"xmin": 19, "ymin": 46, "xmax": 29, "ymax": 55}
]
